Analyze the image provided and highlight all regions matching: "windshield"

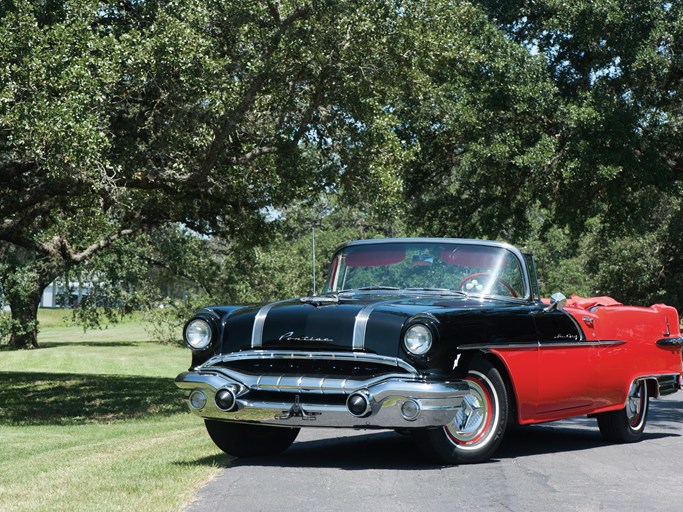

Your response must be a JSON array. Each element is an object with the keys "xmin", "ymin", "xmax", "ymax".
[{"xmin": 324, "ymin": 241, "xmax": 528, "ymax": 299}]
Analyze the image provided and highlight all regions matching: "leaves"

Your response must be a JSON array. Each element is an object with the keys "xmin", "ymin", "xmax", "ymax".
[{"xmin": 2, "ymin": 0, "xmax": 683, "ymax": 348}]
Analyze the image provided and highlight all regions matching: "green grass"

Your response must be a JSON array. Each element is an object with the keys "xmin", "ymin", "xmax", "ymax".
[
  {"xmin": 31, "ymin": 308, "xmax": 148, "ymax": 330},
  {"xmin": 0, "ymin": 309, "xmax": 230, "ymax": 512}
]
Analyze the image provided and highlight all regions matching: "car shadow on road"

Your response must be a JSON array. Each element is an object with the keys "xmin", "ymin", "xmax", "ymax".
[
  {"xmin": 229, "ymin": 431, "xmax": 432, "ymax": 470},
  {"xmin": 499, "ymin": 422, "xmax": 673, "ymax": 460},
  {"xmin": 212, "ymin": 396, "xmax": 682, "ymax": 470}
]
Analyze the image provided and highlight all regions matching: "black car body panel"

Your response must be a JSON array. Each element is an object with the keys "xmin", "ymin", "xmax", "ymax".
[{"xmin": 191, "ymin": 293, "xmax": 583, "ymax": 376}]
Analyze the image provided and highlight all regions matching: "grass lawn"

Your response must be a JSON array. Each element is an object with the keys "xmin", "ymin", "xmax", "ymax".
[{"xmin": 0, "ymin": 309, "xmax": 230, "ymax": 512}]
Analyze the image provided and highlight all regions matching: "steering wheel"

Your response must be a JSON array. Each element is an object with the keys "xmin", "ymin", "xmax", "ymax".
[{"xmin": 459, "ymin": 272, "xmax": 518, "ymax": 298}]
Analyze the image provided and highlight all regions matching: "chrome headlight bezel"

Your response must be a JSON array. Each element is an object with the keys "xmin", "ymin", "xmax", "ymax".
[
  {"xmin": 184, "ymin": 318, "xmax": 213, "ymax": 350},
  {"xmin": 403, "ymin": 323, "xmax": 433, "ymax": 355}
]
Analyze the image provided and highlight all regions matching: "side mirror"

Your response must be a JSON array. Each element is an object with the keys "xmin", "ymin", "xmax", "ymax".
[{"xmin": 544, "ymin": 292, "xmax": 567, "ymax": 312}]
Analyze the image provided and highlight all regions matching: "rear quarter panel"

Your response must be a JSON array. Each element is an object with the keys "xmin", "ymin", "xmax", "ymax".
[{"xmin": 567, "ymin": 304, "xmax": 682, "ymax": 408}]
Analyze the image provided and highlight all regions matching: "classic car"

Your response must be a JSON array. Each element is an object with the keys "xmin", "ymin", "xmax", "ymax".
[{"xmin": 175, "ymin": 238, "xmax": 683, "ymax": 464}]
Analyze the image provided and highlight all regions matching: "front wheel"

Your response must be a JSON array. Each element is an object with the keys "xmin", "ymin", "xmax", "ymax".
[
  {"xmin": 412, "ymin": 358, "xmax": 509, "ymax": 464},
  {"xmin": 597, "ymin": 380, "xmax": 649, "ymax": 443},
  {"xmin": 205, "ymin": 420, "xmax": 300, "ymax": 457}
]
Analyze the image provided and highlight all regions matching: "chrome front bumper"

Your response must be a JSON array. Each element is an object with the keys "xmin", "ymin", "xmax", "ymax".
[{"xmin": 175, "ymin": 367, "xmax": 470, "ymax": 428}]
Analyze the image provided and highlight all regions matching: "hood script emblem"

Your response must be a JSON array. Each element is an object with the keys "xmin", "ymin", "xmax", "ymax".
[{"xmin": 279, "ymin": 331, "xmax": 334, "ymax": 343}]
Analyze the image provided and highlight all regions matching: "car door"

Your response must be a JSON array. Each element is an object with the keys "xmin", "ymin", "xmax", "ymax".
[{"xmin": 533, "ymin": 307, "xmax": 600, "ymax": 418}]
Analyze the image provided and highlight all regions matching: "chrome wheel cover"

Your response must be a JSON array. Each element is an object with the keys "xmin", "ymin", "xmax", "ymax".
[
  {"xmin": 626, "ymin": 381, "xmax": 646, "ymax": 429},
  {"xmin": 445, "ymin": 371, "xmax": 499, "ymax": 449}
]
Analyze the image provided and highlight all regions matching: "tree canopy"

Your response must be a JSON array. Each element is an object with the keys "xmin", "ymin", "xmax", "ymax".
[
  {"xmin": 0, "ymin": 0, "xmax": 414, "ymax": 345},
  {"xmin": 478, "ymin": 0, "xmax": 683, "ymax": 306},
  {"xmin": 1, "ymin": 0, "xmax": 683, "ymax": 347}
]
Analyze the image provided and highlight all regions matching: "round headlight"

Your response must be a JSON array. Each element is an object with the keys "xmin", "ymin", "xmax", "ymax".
[
  {"xmin": 185, "ymin": 319, "xmax": 212, "ymax": 350},
  {"xmin": 404, "ymin": 323, "xmax": 432, "ymax": 355}
]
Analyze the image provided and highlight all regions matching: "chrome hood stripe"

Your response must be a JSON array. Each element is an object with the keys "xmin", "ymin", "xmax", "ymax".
[
  {"xmin": 251, "ymin": 301, "xmax": 287, "ymax": 348},
  {"xmin": 352, "ymin": 301, "xmax": 389, "ymax": 350},
  {"xmin": 352, "ymin": 299, "xmax": 408, "ymax": 350},
  {"xmin": 250, "ymin": 298, "xmax": 405, "ymax": 350}
]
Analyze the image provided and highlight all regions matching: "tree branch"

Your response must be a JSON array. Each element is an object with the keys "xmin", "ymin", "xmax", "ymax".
[
  {"xmin": 292, "ymin": 79, "xmax": 326, "ymax": 145},
  {"xmin": 0, "ymin": 160, "xmax": 38, "ymax": 179},
  {"xmin": 266, "ymin": 1, "xmax": 281, "ymax": 26},
  {"xmin": 227, "ymin": 146, "xmax": 279, "ymax": 165},
  {"xmin": 140, "ymin": 254, "xmax": 213, "ymax": 296},
  {"xmin": 201, "ymin": 72, "xmax": 270, "ymax": 171},
  {"xmin": 0, "ymin": 194, "xmax": 80, "ymax": 255},
  {"xmin": 53, "ymin": 226, "xmax": 145, "ymax": 264},
  {"xmin": 200, "ymin": 4, "xmax": 313, "ymax": 172}
]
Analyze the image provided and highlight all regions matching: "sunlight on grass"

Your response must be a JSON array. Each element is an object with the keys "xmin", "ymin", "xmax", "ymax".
[
  {"xmin": 0, "ymin": 312, "xmax": 228, "ymax": 511},
  {"xmin": 0, "ymin": 340, "xmax": 189, "ymax": 377},
  {"xmin": 1, "ymin": 308, "xmax": 150, "ymax": 330},
  {"xmin": 0, "ymin": 416, "xmax": 229, "ymax": 512},
  {"xmin": 0, "ymin": 309, "xmax": 188, "ymax": 377}
]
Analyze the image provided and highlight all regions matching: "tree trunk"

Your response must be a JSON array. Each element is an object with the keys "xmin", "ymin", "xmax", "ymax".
[{"xmin": 7, "ymin": 283, "xmax": 44, "ymax": 349}]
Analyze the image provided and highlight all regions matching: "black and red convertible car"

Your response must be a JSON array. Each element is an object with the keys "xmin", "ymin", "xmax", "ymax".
[{"xmin": 176, "ymin": 238, "xmax": 683, "ymax": 464}]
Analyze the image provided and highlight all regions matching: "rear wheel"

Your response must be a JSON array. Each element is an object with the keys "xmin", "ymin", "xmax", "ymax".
[
  {"xmin": 205, "ymin": 420, "xmax": 300, "ymax": 457},
  {"xmin": 412, "ymin": 358, "xmax": 509, "ymax": 464},
  {"xmin": 597, "ymin": 380, "xmax": 649, "ymax": 443}
]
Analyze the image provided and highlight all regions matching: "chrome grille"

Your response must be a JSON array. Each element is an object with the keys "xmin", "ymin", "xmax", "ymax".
[
  {"xmin": 218, "ymin": 358, "xmax": 409, "ymax": 379},
  {"xmin": 197, "ymin": 350, "xmax": 419, "ymax": 395}
]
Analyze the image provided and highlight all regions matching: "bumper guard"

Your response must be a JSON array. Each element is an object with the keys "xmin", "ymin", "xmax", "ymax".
[{"xmin": 175, "ymin": 367, "xmax": 470, "ymax": 428}]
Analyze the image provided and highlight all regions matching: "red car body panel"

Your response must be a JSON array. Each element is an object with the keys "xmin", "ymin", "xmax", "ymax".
[{"xmin": 493, "ymin": 298, "xmax": 682, "ymax": 425}]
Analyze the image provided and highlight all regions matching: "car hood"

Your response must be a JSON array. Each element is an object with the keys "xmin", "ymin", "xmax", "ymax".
[{"xmin": 214, "ymin": 293, "xmax": 537, "ymax": 359}]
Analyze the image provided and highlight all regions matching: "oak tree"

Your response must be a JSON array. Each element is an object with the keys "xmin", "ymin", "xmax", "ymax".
[{"xmin": 0, "ymin": 0, "xmax": 414, "ymax": 347}]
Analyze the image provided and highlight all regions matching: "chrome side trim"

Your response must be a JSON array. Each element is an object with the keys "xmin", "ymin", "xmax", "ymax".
[
  {"xmin": 539, "ymin": 340, "xmax": 626, "ymax": 349},
  {"xmin": 458, "ymin": 342, "xmax": 538, "ymax": 351},
  {"xmin": 457, "ymin": 340, "xmax": 626, "ymax": 351},
  {"xmin": 198, "ymin": 349, "xmax": 419, "ymax": 375}
]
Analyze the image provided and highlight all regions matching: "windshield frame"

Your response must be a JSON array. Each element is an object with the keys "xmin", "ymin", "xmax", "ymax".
[{"xmin": 324, "ymin": 238, "xmax": 533, "ymax": 302}]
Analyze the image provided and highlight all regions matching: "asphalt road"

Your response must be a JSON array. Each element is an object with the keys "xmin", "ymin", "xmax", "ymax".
[{"xmin": 185, "ymin": 393, "xmax": 683, "ymax": 512}]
